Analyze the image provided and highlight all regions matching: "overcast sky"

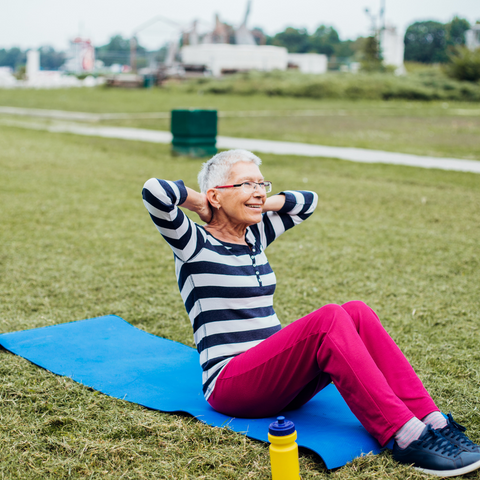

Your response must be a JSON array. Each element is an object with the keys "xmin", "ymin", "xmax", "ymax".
[{"xmin": 2, "ymin": 0, "xmax": 480, "ymax": 51}]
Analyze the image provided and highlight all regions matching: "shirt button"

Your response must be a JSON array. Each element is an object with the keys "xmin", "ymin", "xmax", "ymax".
[
  {"xmin": 256, "ymin": 271, "xmax": 260, "ymax": 275},
  {"xmin": 252, "ymin": 248, "xmax": 256, "ymax": 252}
]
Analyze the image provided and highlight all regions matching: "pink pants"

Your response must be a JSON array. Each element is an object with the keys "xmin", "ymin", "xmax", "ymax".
[{"xmin": 207, "ymin": 301, "xmax": 438, "ymax": 446}]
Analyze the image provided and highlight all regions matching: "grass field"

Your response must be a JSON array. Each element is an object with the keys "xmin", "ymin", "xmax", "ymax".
[
  {"xmin": 1, "ymin": 111, "xmax": 480, "ymax": 479},
  {"xmin": 1, "ymin": 87, "xmax": 480, "ymax": 160}
]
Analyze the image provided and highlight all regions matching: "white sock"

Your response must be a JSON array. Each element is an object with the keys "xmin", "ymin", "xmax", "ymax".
[
  {"xmin": 394, "ymin": 417, "xmax": 426, "ymax": 449},
  {"xmin": 422, "ymin": 411, "xmax": 447, "ymax": 430}
]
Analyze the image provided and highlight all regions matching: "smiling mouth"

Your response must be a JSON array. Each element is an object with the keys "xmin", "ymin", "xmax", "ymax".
[{"xmin": 246, "ymin": 204, "xmax": 262, "ymax": 209}]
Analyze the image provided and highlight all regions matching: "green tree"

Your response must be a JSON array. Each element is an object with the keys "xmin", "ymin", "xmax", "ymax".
[
  {"xmin": 310, "ymin": 25, "xmax": 340, "ymax": 56},
  {"xmin": 39, "ymin": 46, "xmax": 65, "ymax": 70},
  {"xmin": 445, "ymin": 16, "xmax": 470, "ymax": 49},
  {"xmin": 0, "ymin": 47, "xmax": 26, "ymax": 70},
  {"xmin": 333, "ymin": 39, "xmax": 356, "ymax": 59},
  {"xmin": 96, "ymin": 35, "xmax": 146, "ymax": 66},
  {"xmin": 268, "ymin": 27, "xmax": 311, "ymax": 53},
  {"xmin": 404, "ymin": 21, "xmax": 448, "ymax": 63},
  {"xmin": 361, "ymin": 35, "xmax": 384, "ymax": 71}
]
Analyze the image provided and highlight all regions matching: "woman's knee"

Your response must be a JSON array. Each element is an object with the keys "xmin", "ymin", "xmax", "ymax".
[
  {"xmin": 307, "ymin": 303, "xmax": 352, "ymax": 331},
  {"xmin": 342, "ymin": 300, "xmax": 381, "ymax": 329},
  {"xmin": 342, "ymin": 300, "xmax": 370, "ymax": 313}
]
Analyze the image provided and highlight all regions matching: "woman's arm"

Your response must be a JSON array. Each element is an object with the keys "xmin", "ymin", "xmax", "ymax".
[
  {"xmin": 262, "ymin": 193, "xmax": 286, "ymax": 213},
  {"xmin": 142, "ymin": 179, "xmax": 206, "ymax": 261},
  {"xmin": 181, "ymin": 187, "xmax": 213, "ymax": 223},
  {"xmin": 256, "ymin": 190, "xmax": 318, "ymax": 249}
]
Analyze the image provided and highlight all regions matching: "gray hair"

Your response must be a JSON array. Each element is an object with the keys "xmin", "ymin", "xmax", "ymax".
[{"xmin": 197, "ymin": 149, "xmax": 262, "ymax": 194}]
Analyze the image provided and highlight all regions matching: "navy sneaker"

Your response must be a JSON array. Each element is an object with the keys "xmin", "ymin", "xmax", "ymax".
[
  {"xmin": 393, "ymin": 425, "xmax": 480, "ymax": 477},
  {"xmin": 437, "ymin": 413, "xmax": 480, "ymax": 453}
]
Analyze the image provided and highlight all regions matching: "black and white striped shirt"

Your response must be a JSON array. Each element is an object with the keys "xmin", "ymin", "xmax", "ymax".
[{"xmin": 142, "ymin": 179, "xmax": 318, "ymax": 399}]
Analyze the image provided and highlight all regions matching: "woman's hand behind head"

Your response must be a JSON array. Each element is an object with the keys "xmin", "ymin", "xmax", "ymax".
[
  {"xmin": 197, "ymin": 193, "xmax": 214, "ymax": 223},
  {"xmin": 182, "ymin": 187, "xmax": 213, "ymax": 224}
]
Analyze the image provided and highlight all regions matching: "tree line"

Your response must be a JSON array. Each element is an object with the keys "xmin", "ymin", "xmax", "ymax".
[
  {"xmin": 0, "ymin": 36, "xmax": 156, "ymax": 71},
  {"xmin": 404, "ymin": 17, "xmax": 472, "ymax": 63},
  {"xmin": 265, "ymin": 25, "xmax": 357, "ymax": 58},
  {"xmin": 0, "ymin": 46, "xmax": 65, "ymax": 71},
  {"xmin": 0, "ymin": 15, "xmax": 476, "ymax": 71},
  {"xmin": 264, "ymin": 16, "xmax": 474, "ymax": 63}
]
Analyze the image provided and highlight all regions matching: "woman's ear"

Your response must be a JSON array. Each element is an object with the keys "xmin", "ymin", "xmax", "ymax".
[
  {"xmin": 206, "ymin": 188, "xmax": 221, "ymax": 210},
  {"xmin": 206, "ymin": 188, "xmax": 220, "ymax": 209}
]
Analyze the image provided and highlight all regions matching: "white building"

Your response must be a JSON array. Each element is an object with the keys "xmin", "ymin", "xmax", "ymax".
[
  {"xmin": 26, "ymin": 50, "xmax": 40, "ymax": 80},
  {"xmin": 181, "ymin": 44, "xmax": 288, "ymax": 76},
  {"xmin": 466, "ymin": 25, "xmax": 480, "ymax": 51},
  {"xmin": 0, "ymin": 67, "xmax": 17, "ymax": 87},
  {"xmin": 287, "ymin": 53, "xmax": 328, "ymax": 74},
  {"xmin": 380, "ymin": 25, "xmax": 405, "ymax": 75}
]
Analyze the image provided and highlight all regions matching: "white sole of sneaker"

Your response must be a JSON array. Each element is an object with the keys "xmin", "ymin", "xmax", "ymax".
[{"xmin": 414, "ymin": 458, "xmax": 480, "ymax": 477}]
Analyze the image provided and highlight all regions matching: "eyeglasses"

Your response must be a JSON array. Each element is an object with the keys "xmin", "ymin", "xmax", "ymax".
[{"xmin": 215, "ymin": 181, "xmax": 272, "ymax": 194}]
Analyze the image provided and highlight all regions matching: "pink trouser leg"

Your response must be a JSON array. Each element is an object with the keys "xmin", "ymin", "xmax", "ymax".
[
  {"xmin": 340, "ymin": 301, "xmax": 437, "ymax": 421},
  {"xmin": 208, "ymin": 301, "xmax": 438, "ymax": 446}
]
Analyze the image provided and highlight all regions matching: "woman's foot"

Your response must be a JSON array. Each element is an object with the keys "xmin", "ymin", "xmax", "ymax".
[
  {"xmin": 392, "ymin": 425, "xmax": 480, "ymax": 477},
  {"xmin": 437, "ymin": 413, "xmax": 480, "ymax": 453}
]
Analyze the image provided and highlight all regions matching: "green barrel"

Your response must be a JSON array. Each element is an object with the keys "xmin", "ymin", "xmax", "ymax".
[
  {"xmin": 171, "ymin": 109, "xmax": 217, "ymax": 157},
  {"xmin": 143, "ymin": 75, "xmax": 155, "ymax": 88}
]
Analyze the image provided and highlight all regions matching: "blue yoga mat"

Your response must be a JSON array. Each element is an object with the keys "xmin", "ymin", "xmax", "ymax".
[{"xmin": 0, "ymin": 315, "xmax": 384, "ymax": 469}]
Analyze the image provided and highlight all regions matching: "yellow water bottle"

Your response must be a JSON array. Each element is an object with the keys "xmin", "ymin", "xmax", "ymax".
[{"xmin": 268, "ymin": 416, "xmax": 300, "ymax": 480}]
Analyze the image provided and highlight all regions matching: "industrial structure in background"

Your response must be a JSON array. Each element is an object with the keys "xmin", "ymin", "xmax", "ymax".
[
  {"xmin": 0, "ymin": 47, "xmax": 103, "ymax": 88},
  {"xmin": 0, "ymin": 36, "xmax": 104, "ymax": 88},
  {"xmin": 63, "ymin": 38, "xmax": 96, "ymax": 73},
  {"xmin": 126, "ymin": 0, "xmax": 328, "ymax": 84},
  {"xmin": 365, "ymin": 0, "xmax": 405, "ymax": 74},
  {"xmin": 177, "ymin": 1, "xmax": 328, "ymax": 77},
  {"xmin": 25, "ymin": 49, "xmax": 89, "ymax": 87},
  {"xmin": 125, "ymin": 0, "xmax": 404, "ymax": 84},
  {"xmin": 0, "ymin": 0, "xmax": 409, "ymax": 89}
]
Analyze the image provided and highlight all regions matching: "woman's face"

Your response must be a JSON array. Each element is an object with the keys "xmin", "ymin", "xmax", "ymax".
[{"xmin": 215, "ymin": 161, "xmax": 267, "ymax": 227}]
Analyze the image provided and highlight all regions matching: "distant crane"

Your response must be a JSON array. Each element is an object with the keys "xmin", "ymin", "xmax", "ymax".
[
  {"xmin": 235, "ymin": 0, "xmax": 256, "ymax": 45},
  {"xmin": 365, "ymin": 0, "xmax": 386, "ymax": 33},
  {"xmin": 130, "ymin": 15, "xmax": 183, "ymax": 72},
  {"xmin": 364, "ymin": 0, "xmax": 386, "ymax": 58}
]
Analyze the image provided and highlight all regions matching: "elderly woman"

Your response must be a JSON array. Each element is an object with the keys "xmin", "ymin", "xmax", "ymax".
[{"xmin": 142, "ymin": 149, "xmax": 480, "ymax": 477}]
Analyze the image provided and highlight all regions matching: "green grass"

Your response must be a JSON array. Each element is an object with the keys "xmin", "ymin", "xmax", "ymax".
[
  {"xmin": 1, "ymin": 122, "xmax": 480, "ymax": 479},
  {"xmin": 172, "ymin": 70, "xmax": 480, "ymax": 102},
  {"xmin": 1, "ymin": 87, "xmax": 480, "ymax": 160}
]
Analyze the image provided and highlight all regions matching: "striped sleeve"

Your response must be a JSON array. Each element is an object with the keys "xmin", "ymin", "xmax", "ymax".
[
  {"xmin": 142, "ymin": 178, "xmax": 205, "ymax": 261},
  {"xmin": 258, "ymin": 190, "xmax": 318, "ymax": 248}
]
